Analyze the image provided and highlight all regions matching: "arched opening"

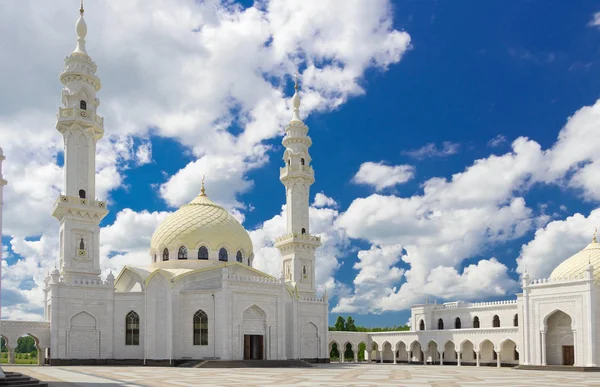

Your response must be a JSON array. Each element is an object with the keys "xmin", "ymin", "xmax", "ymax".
[
  {"xmin": 198, "ymin": 246, "xmax": 208, "ymax": 260},
  {"xmin": 419, "ymin": 319, "xmax": 425, "ymax": 331},
  {"xmin": 425, "ymin": 341, "xmax": 439, "ymax": 364},
  {"xmin": 370, "ymin": 342, "xmax": 379, "ymax": 362},
  {"xmin": 500, "ymin": 339, "xmax": 518, "ymax": 366},
  {"xmin": 301, "ymin": 158, "xmax": 305, "ymax": 165},
  {"xmin": 443, "ymin": 341, "xmax": 458, "ymax": 364},
  {"xmin": 218, "ymin": 248, "xmax": 228, "ymax": 262},
  {"xmin": 329, "ymin": 342, "xmax": 340, "ymax": 362},
  {"xmin": 178, "ymin": 246, "xmax": 187, "ymax": 260},
  {"xmin": 455, "ymin": 317, "xmax": 461, "ymax": 329},
  {"xmin": 357, "ymin": 342, "xmax": 367, "ymax": 362},
  {"xmin": 513, "ymin": 314, "xmax": 518, "ymax": 327},
  {"xmin": 162, "ymin": 248, "xmax": 169, "ymax": 261},
  {"xmin": 236, "ymin": 250, "xmax": 243, "ymax": 263},
  {"xmin": 545, "ymin": 310, "xmax": 574, "ymax": 365},
  {"xmin": 395, "ymin": 342, "xmax": 408, "ymax": 363},
  {"xmin": 301, "ymin": 228, "xmax": 306, "ymax": 234},
  {"xmin": 381, "ymin": 342, "xmax": 394, "ymax": 363},
  {"xmin": 343, "ymin": 342, "xmax": 354, "ymax": 362},
  {"xmin": 193, "ymin": 310, "xmax": 208, "ymax": 346},
  {"xmin": 11, "ymin": 334, "xmax": 41, "ymax": 365},
  {"xmin": 409, "ymin": 341, "xmax": 423, "ymax": 363},
  {"xmin": 479, "ymin": 339, "xmax": 495, "ymax": 365},
  {"xmin": 437, "ymin": 318, "xmax": 444, "ymax": 330},
  {"xmin": 80, "ymin": 100, "xmax": 87, "ymax": 110},
  {"xmin": 473, "ymin": 316, "xmax": 480, "ymax": 328},
  {"xmin": 242, "ymin": 305, "xmax": 266, "ymax": 360},
  {"xmin": 0, "ymin": 336, "xmax": 9, "ymax": 365},
  {"xmin": 78, "ymin": 189, "xmax": 86, "ymax": 199},
  {"xmin": 460, "ymin": 340, "xmax": 475, "ymax": 365},
  {"xmin": 287, "ymin": 159, "xmax": 290, "ymax": 166},
  {"xmin": 125, "ymin": 311, "xmax": 140, "ymax": 346},
  {"xmin": 493, "ymin": 315, "xmax": 500, "ymax": 328}
]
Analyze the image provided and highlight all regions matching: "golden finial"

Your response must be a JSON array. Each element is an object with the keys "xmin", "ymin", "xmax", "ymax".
[
  {"xmin": 80, "ymin": 0, "xmax": 84, "ymax": 16},
  {"xmin": 200, "ymin": 175, "xmax": 206, "ymax": 196},
  {"xmin": 593, "ymin": 227, "xmax": 597, "ymax": 243},
  {"xmin": 293, "ymin": 72, "xmax": 300, "ymax": 91}
]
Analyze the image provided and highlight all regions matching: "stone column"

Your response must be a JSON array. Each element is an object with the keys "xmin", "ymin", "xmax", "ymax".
[
  {"xmin": 38, "ymin": 347, "xmax": 46, "ymax": 365},
  {"xmin": 423, "ymin": 350, "xmax": 426, "ymax": 365},
  {"xmin": 354, "ymin": 351, "xmax": 358, "ymax": 363},
  {"xmin": 8, "ymin": 350, "xmax": 14, "ymax": 364},
  {"xmin": 439, "ymin": 351, "xmax": 444, "ymax": 365},
  {"xmin": 540, "ymin": 331, "xmax": 546, "ymax": 366},
  {"xmin": 393, "ymin": 349, "xmax": 397, "ymax": 364},
  {"xmin": 496, "ymin": 352, "xmax": 501, "ymax": 368},
  {"xmin": 475, "ymin": 351, "xmax": 480, "ymax": 367},
  {"xmin": 379, "ymin": 351, "xmax": 383, "ymax": 363},
  {"xmin": 457, "ymin": 352, "xmax": 461, "ymax": 366}
]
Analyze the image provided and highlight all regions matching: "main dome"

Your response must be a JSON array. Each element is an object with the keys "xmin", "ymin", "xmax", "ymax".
[
  {"xmin": 150, "ymin": 191, "xmax": 253, "ymax": 265},
  {"xmin": 550, "ymin": 239, "xmax": 600, "ymax": 280}
]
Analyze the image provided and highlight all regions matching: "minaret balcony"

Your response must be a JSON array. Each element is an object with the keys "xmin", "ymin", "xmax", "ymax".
[
  {"xmin": 52, "ymin": 194, "xmax": 108, "ymax": 221},
  {"xmin": 274, "ymin": 232, "xmax": 322, "ymax": 250},
  {"xmin": 57, "ymin": 107, "xmax": 104, "ymax": 128},
  {"xmin": 280, "ymin": 165, "xmax": 314, "ymax": 181}
]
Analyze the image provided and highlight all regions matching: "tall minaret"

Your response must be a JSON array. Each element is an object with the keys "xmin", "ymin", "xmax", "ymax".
[
  {"xmin": 275, "ymin": 78, "xmax": 321, "ymax": 296},
  {"xmin": 52, "ymin": 2, "xmax": 108, "ymax": 282}
]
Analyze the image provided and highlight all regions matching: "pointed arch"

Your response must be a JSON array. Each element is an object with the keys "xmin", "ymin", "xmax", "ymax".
[
  {"xmin": 198, "ymin": 246, "xmax": 209, "ymax": 260},
  {"xmin": 473, "ymin": 316, "xmax": 480, "ymax": 328},
  {"xmin": 162, "ymin": 247, "xmax": 169, "ymax": 261},
  {"xmin": 218, "ymin": 247, "xmax": 228, "ymax": 262},
  {"xmin": 69, "ymin": 311, "xmax": 96, "ymax": 328},
  {"xmin": 236, "ymin": 250, "xmax": 243, "ymax": 263},
  {"xmin": 125, "ymin": 311, "xmax": 140, "ymax": 345},
  {"xmin": 493, "ymin": 315, "xmax": 500, "ymax": 328},
  {"xmin": 455, "ymin": 317, "xmax": 461, "ymax": 329},
  {"xmin": 178, "ymin": 246, "xmax": 188, "ymax": 260},
  {"xmin": 437, "ymin": 318, "xmax": 444, "ymax": 330},
  {"xmin": 193, "ymin": 310, "xmax": 208, "ymax": 346},
  {"xmin": 418, "ymin": 319, "xmax": 425, "ymax": 331}
]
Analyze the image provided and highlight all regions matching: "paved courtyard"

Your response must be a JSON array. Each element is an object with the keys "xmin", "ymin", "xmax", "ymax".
[{"xmin": 4, "ymin": 364, "xmax": 600, "ymax": 387}]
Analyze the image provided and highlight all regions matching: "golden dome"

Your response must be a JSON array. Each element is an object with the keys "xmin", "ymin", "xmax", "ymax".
[
  {"xmin": 150, "ymin": 192, "xmax": 253, "ymax": 266},
  {"xmin": 550, "ymin": 239, "xmax": 600, "ymax": 280}
]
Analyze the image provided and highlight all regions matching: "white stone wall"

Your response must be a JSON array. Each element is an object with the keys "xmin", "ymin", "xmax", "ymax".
[{"xmin": 112, "ymin": 293, "xmax": 144, "ymax": 359}]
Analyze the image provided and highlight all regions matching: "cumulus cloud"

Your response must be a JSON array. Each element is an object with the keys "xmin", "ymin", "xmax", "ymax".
[
  {"xmin": 516, "ymin": 209, "xmax": 600, "ymax": 278},
  {"xmin": 352, "ymin": 162, "xmax": 415, "ymax": 191},
  {"xmin": 313, "ymin": 193, "xmax": 337, "ymax": 208},
  {"xmin": 402, "ymin": 141, "xmax": 459, "ymax": 160},
  {"xmin": 588, "ymin": 12, "xmax": 600, "ymax": 27}
]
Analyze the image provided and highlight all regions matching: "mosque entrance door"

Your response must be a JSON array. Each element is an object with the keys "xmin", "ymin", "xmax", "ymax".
[
  {"xmin": 244, "ymin": 335, "xmax": 264, "ymax": 360},
  {"xmin": 562, "ymin": 346, "xmax": 574, "ymax": 365}
]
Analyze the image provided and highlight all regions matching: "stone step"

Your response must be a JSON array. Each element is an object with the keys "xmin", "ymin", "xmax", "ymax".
[
  {"xmin": 0, "ymin": 372, "xmax": 48, "ymax": 386},
  {"xmin": 197, "ymin": 360, "xmax": 313, "ymax": 368}
]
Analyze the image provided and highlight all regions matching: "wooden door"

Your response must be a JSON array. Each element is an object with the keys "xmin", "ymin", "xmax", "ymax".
[
  {"xmin": 244, "ymin": 335, "xmax": 251, "ymax": 360},
  {"xmin": 258, "ymin": 335, "xmax": 264, "ymax": 360},
  {"xmin": 562, "ymin": 346, "xmax": 574, "ymax": 366}
]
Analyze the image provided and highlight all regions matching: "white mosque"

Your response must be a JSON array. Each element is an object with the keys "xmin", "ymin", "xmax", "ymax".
[
  {"xmin": 0, "ymin": 3, "xmax": 598, "ymax": 371},
  {"xmin": 0, "ymin": 5, "xmax": 328, "ymax": 365}
]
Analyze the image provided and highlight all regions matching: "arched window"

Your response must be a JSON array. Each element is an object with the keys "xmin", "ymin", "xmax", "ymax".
[
  {"xmin": 125, "ymin": 311, "xmax": 139, "ymax": 345},
  {"xmin": 301, "ymin": 158, "xmax": 305, "ymax": 165},
  {"xmin": 473, "ymin": 316, "xmax": 480, "ymax": 328},
  {"xmin": 287, "ymin": 159, "xmax": 290, "ymax": 166},
  {"xmin": 178, "ymin": 246, "xmax": 187, "ymax": 260},
  {"xmin": 437, "ymin": 318, "xmax": 444, "ymax": 330},
  {"xmin": 219, "ymin": 248, "xmax": 228, "ymax": 262},
  {"xmin": 79, "ymin": 189, "xmax": 86, "ymax": 199},
  {"xmin": 80, "ymin": 100, "xmax": 87, "ymax": 110},
  {"xmin": 493, "ymin": 315, "xmax": 500, "ymax": 328},
  {"xmin": 79, "ymin": 238, "xmax": 85, "ymax": 250},
  {"xmin": 419, "ymin": 319, "xmax": 425, "ymax": 331},
  {"xmin": 455, "ymin": 317, "xmax": 461, "ymax": 329},
  {"xmin": 248, "ymin": 258, "xmax": 251, "ymax": 267},
  {"xmin": 193, "ymin": 310, "xmax": 208, "ymax": 345},
  {"xmin": 198, "ymin": 246, "xmax": 208, "ymax": 260},
  {"xmin": 513, "ymin": 314, "xmax": 518, "ymax": 327},
  {"xmin": 162, "ymin": 248, "xmax": 169, "ymax": 261},
  {"xmin": 301, "ymin": 228, "xmax": 306, "ymax": 234},
  {"xmin": 236, "ymin": 250, "xmax": 243, "ymax": 263}
]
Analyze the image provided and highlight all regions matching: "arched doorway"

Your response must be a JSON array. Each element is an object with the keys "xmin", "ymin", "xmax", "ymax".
[
  {"xmin": 395, "ymin": 342, "xmax": 408, "ymax": 363},
  {"xmin": 329, "ymin": 341, "xmax": 340, "ymax": 362},
  {"xmin": 0, "ymin": 336, "xmax": 10, "ymax": 364},
  {"xmin": 357, "ymin": 342, "xmax": 367, "ymax": 362},
  {"xmin": 382, "ymin": 342, "xmax": 394, "ymax": 362},
  {"xmin": 500, "ymin": 339, "xmax": 518, "ymax": 366},
  {"xmin": 426, "ymin": 341, "xmax": 439, "ymax": 364},
  {"xmin": 545, "ymin": 310, "xmax": 574, "ymax": 365},
  {"xmin": 343, "ymin": 342, "xmax": 354, "ymax": 362},
  {"xmin": 68, "ymin": 311, "xmax": 98, "ymax": 359},
  {"xmin": 242, "ymin": 305, "xmax": 266, "ymax": 360},
  {"xmin": 479, "ymin": 339, "xmax": 495, "ymax": 366},
  {"xmin": 410, "ymin": 341, "xmax": 423, "ymax": 363},
  {"xmin": 300, "ymin": 322, "xmax": 318, "ymax": 360},
  {"xmin": 443, "ymin": 341, "xmax": 457, "ymax": 364},
  {"xmin": 460, "ymin": 340, "xmax": 475, "ymax": 365}
]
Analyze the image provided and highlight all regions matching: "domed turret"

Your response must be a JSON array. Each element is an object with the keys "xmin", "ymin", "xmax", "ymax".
[
  {"xmin": 149, "ymin": 184, "xmax": 253, "ymax": 268},
  {"xmin": 550, "ymin": 232, "xmax": 600, "ymax": 280}
]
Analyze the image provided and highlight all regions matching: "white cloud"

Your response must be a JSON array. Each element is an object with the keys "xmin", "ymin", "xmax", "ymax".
[
  {"xmin": 135, "ymin": 141, "xmax": 152, "ymax": 166},
  {"xmin": 588, "ymin": 12, "xmax": 600, "ymax": 27},
  {"xmin": 516, "ymin": 209, "xmax": 600, "ymax": 279},
  {"xmin": 352, "ymin": 162, "xmax": 415, "ymax": 191},
  {"xmin": 402, "ymin": 141, "xmax": 459, "ymax": 160},
  {"xmin": 488, "ymin": 134, "xmax": 507, "ymax": 148},
  {"xmin": 313, "ymin": 193, "xmax": 337, "ymax": 208}
]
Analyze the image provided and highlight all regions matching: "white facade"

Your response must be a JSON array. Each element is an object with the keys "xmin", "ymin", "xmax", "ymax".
[
  {"xmin": 329, "ymin": 240, "xmax": 600, "ymax": 368},
  {"xmin": 0, "ymin": 7, "xmax": 328, "ymax": 366}
]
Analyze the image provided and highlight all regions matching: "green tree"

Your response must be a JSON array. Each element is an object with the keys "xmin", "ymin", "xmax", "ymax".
[
  {"xmin": 329, "ymin": 343, "xmax": 339, "ymax": 359},
  {"xmin": 345, "ymin": 316, "xmax": 356, "ymax": 332},
  {"xmin": 343, "ymin": 343, "xmax": 354, "ymax": 360},
  {"xmin": 16, "ymin": 336, "xmax": 36, "ymax": 353},
  {"xmin": 334, "ymin": 316, "xmax": 346, "ymax": 331},
  {"xmin": 0, "ymin": 337, "xmax": 6, "ymax": 352},
  {"xmin": 357, "ymin": 342, "xmax": 366, "ymax": 361}
]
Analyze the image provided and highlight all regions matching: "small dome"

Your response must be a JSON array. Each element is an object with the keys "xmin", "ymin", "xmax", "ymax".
[
  {"xmin": 76, "ymin": 16, "xmax": 87, "ymax": 39},
  {"xmin": 550, "ymin": 240, "xmax": 600, "ymax": 280},
  {"xmin": 150, "ymin": 192, "xmax": 253, "ymax": 265}
]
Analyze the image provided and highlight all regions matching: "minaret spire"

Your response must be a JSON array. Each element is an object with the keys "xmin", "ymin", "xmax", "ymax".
[
  {"xmin": 80, "ymin": 0, "xmax": 84, "ymax": 16},
  {"xmin": 74, "ymin": 0, "xmax": 88, "ymax": 55},
  {"xmin": 275, "ymin": 77, "xmax": 321, "ymax": 296}
]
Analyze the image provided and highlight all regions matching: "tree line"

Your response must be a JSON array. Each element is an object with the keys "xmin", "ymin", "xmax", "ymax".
[
  {"xmin": 1, "ymin": 336, "xmax": 37, "ymax": 354},
  {"xmin": 328, "ymin": 316, "xmax": 409, "ymax": 332}
]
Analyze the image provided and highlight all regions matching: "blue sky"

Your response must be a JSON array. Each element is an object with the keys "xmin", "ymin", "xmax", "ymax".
[{"xmin": 1, "ymin": 0, "xmax": 600, "ymax": 326}]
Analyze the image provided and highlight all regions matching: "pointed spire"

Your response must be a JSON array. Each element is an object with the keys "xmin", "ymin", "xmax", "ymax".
[
  {"xmin": 74, "ymin": 0, "xmax": 88, "ymax": 55},
  {"xmin": 291, "ymin": 72, "xmax": 302, "ymax": 122},
  {"xmin": 200, "ymin": 174, "xmax": 206, "ymax": 196}
]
